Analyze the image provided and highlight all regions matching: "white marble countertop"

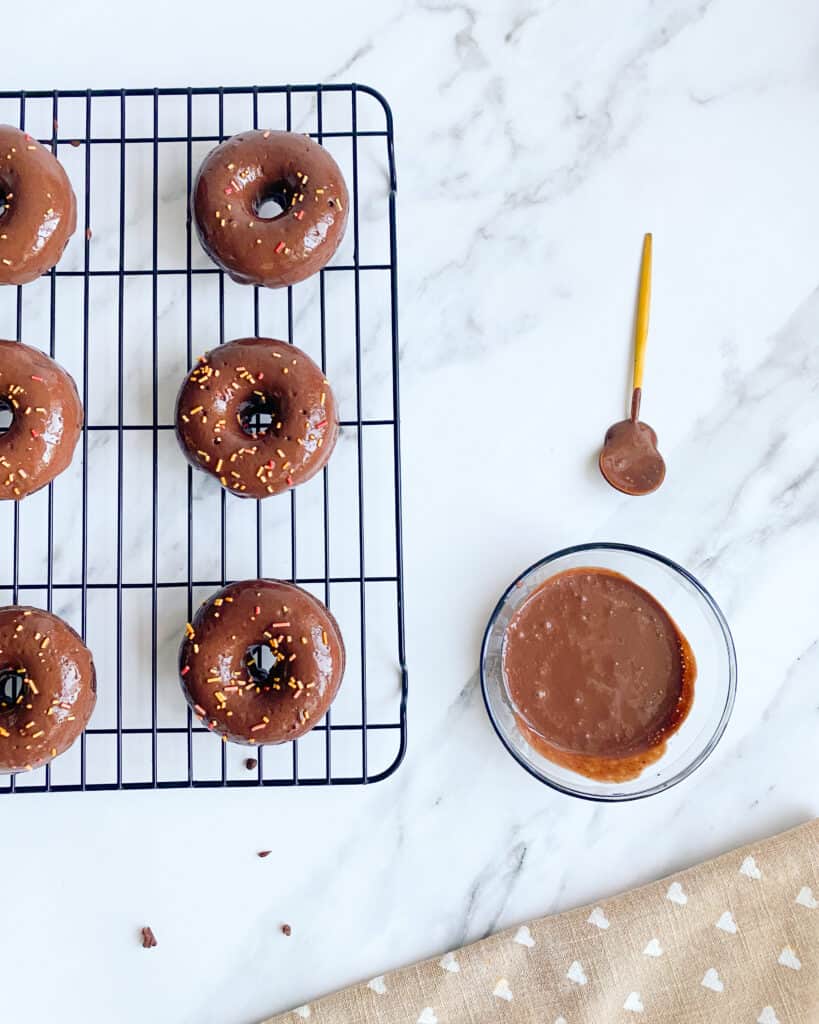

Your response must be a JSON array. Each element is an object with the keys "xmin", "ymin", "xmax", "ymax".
[{"xmin": 2, "ymin": 2, "xmax": 819, "ymax": 1022}]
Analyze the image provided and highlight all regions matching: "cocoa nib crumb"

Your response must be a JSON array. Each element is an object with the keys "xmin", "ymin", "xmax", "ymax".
[
  {"xmin": 257, "ymin": 850, "xmax": 272, "ymax": 858},
  {"xmin": 141, "ymin": 926, "xmax": 158, "ymax": 949},
  {"xmin": 245, "ymin": 757, "xmax": 258, "ymax": 770},
  {"xmin": 85, "ymin": 228, "xmax": 92, "ymax": 241},
  {"xmin": 69, "ymin": 139, "xmax": 81, "ymax": 147},
  {"xmin": 281, "ymin": 923, "xmax": 292, "ymax": 937}
]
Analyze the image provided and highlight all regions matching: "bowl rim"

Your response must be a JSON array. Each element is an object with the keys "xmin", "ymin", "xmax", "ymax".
[{"xmin": 479, "ymin": 541, "xmax": 738, "ymax": 802}]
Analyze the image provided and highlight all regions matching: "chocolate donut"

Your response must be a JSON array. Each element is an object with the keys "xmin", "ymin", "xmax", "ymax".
[
  {"xmin": 192, "ymin": 130, "xmax": 348, "ymax": 288},
  {"xmin": 0, "ymin": 605, "xmax": 96, "ymax": 773},
  {"xmin": 179, "ymin": 580, "xmax": 345, "ymax": 745},
  {"xmin": 174, "ymin": 337, "xmax": 338, "ymax": 499},
  {"xmin": 0, "ymin": 339, "xmax": 84, "ymax": 500},
  {"xmin": 0, "ymin": 126, "xmax": 77, "ymax": 285}
]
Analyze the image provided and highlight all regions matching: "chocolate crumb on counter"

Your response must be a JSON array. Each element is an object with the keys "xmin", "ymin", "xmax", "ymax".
[
  {"xmin": 69, "ymin": 139, "xmax": 81, "ymax": 147},
  {"xmin": 245, "ymin": 757, "xmax": 258, "ymax": 770},
  {"xmin": 141, "ymin": 926, "xmax": 158, "ymax": 949},
  {"xmin": 85, "ymin": 228, "xmax": 92, "ymax": 241},
  {"xmin": 257, "ymin": 850, "xmax": 272, "ymax": 858},
  {"xmin": 281, "ymin": 923, "xmax": 292, "ymax": 937}
]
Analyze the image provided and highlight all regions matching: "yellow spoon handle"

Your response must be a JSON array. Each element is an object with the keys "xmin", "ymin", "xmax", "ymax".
[{"xmin": 632, "ymin": 233, "xmax": 652, "ymax": 393}]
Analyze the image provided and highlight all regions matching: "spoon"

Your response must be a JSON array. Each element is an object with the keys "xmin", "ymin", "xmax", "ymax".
[{"xmin": 599, "ymin": 233, "xmax": 666, "ymax": 496}]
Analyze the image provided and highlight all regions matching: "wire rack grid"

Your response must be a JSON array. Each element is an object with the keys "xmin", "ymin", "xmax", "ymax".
[{"xmin": 0, "ymin": 84, "xmax": 407, "ymax": 792}]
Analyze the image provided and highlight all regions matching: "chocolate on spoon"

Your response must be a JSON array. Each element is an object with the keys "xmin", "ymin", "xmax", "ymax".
[{"xmin": 599, "ymin": 233, "xmax": 666, "ymax": 496}]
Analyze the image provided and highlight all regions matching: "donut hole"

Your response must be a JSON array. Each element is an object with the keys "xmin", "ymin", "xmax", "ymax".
[
  {"xmin": 0, "ymin": 666, "xmax": 26, "ymax": 710},
  {"xmin": 238, "ymin": 392, "xmax": 282, "ymax": 438},
  {"xmin": 254, "ymin": 180, "xmax": 294, "ymax": 221},
  {"xmin": 244, "ymin": 642, "xmax": 291, "ymax": 691},
  {"xmin": 0, "ymin": 397, "xmax": 12, "ymax": 436}
]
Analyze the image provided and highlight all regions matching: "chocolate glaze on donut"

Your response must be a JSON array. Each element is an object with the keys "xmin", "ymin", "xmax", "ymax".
[
  {"xmin": 0, "ymin": 126, "xmax": 77, "ymax": 285},
  {"xmin": 192, "ymin": 130, "xmax": 348, "ymax": 288},
  {"xmin": 174, "ymin": 337, "xmax": 338, "ymax": 499},
  {"xmin": 0, "ymin": 605, "xmax": 96, "ymax": 773},
  {"xmin": 0, "ymin": 339, "xmax": 84, "ymax": 500},
  {"xmin": 179, "ymin": 579, "xmax": 345, "ymax": 745}
]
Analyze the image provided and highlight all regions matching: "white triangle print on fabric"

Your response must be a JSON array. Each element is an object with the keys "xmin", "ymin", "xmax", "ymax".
[
  {"xmin": 757, "ymin": 1008, "xmax": 780, "ymax": 1024},
  {"xmin": 367, "ymin": 976, "xmax": 387, "ymax": 995},
  {"xmin": 796, "ymin": 886, "xmax": 818, "ymax": 909},
  {"xmin": 666, "ymin": 882, "xmax": 688, "ymax": 905},
  {"xmin": 642, "ymin": 938, "xmax": 663, "ymax": 957},
  {"xmin": 294, "ymin": 1008, "xmax": 311, "ymax": 1020},
  {"xmin": 701, "ymin": 968, "xmax": 724, "ymax": 992},
  {"xmin": 623, "ymin": 991, "xmax": 644, "ymax": 1013},
  {"xmin": 740, "ymin": 856, "xmax": 762, "ymax": 880},
  {"xmin": 493, "ymin": 977, "xmax": 513, "ymax": 1001},
  {"xmin": 417, "ymin": 1009, "xmax": 438, "ymax": 1024},
  {"xmin": 439, "ymin": 951, "xmax": 460, "ymax": 973},
  {"xmin": 514, "ymin": 925, "xmax": 536, "ymax": 948},
  {"xmin": 778, "ymin": 946, "xmax": 801, "ymax": 971},
  {"xmin": 566, "ymin": 960, "xmax": 588, "ymax": 985},
  {"xmin": 587, "ymin": 906, "xmax": 610, "ymax": 930},
  {"xmin": 715, "ymin": 910, "xmax": 738, "ymax": 934}
]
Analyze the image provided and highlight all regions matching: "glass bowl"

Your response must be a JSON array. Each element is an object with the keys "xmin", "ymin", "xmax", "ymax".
[{"xmin": 480, "ymin": 543, "xmax": 737, "ymax": 801}]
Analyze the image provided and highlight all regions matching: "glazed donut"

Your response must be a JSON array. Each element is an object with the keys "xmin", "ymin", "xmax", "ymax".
[
  {"xmin": 192, "ymin": 130, "xmax": 348, "ymax": 288},
  {"xmin": 0, "ymin": 339, "xmax": 84, "ymax": 500},
  {"xmin": 174, "ymin": 337, "xmax": 338, "ymax": 499},
  {"xmin": 0, "ymin": 125, "xmax": 77, "ymax": 285},
  {"xmin": 179, "ymin": 579, "xmax": 345, "ymax": 745},
  {"xmin": 0, "ymin": 605, "xmax": 96, "ymax": 773}
]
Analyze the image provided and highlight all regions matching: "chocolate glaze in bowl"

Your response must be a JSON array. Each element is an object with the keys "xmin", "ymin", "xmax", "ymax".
[
  {"xmin": 480, "ymin": 543, "xmax": 736, "ymax": 802},
  {"xmin": 503, "ymin": 567, "xmax": 696, "ymax": 783}
]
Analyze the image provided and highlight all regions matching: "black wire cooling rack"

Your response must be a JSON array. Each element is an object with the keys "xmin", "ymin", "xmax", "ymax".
[{"xmin": 0, "ymin": 84, "xmax": 407, "ymax": 792}]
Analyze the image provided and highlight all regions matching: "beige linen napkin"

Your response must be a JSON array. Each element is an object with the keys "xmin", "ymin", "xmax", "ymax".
[{"xmin": 264, "ymin": 819, "xmax": 819, "ymax": 1024}]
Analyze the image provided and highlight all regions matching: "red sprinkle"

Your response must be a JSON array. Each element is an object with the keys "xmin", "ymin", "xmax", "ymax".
[
  {"xmin": 31, "ymin": 375, "xmax": 44, "ymax": 382},
  {"xmin": 257, "ymin": 372, "xmax": 264, "ymax": 380},
  {"xmin": 294, "ymin": 210, "xmax": 305, "ymax": 221},
  {"xmin": 274, "ymin": 241, "xmax": 285, "ymax": 254},
  {"xmin": 224, "ymin": 187, "xmax": 233, "ymax": 195},
  {"xmin": 286, "ymin": 475, "xmax": 294, "ymax": 486},
  {"xmin": 30, "ymin": 429, "xmax": 39, "ymax": 438},
  {"xmin": 180, "ymin": 665, "xmax": 190, "ymax": 676},
  {"xmin": 254, "ymin": 605, "xmax": 261, "ymax": 617},
  {"xmin": 314, "ymin": 420, "xmax": 327, "ymax": 429}
]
